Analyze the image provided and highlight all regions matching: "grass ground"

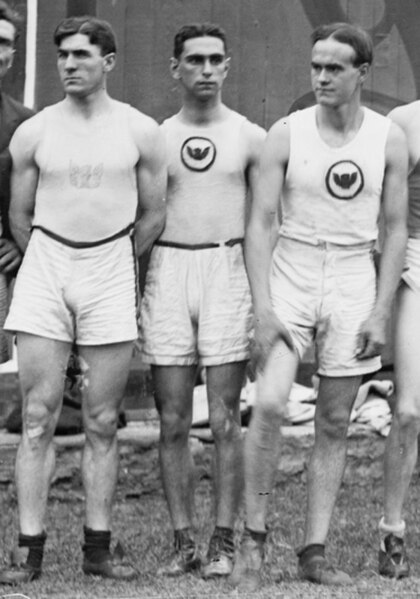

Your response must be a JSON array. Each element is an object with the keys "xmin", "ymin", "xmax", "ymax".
[{"xmin": 0, "ymin": 430, "xmax": 419, "ymax": 599}]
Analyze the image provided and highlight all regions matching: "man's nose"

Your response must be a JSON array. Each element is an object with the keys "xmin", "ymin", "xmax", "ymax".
[
  {"xmin": 65, "ymin": 54, "xmax": 76, "ymax": 70},
  {"xmin": 202, "ymin": 59, "xmax": 212, "ymax": 75},
  {"xmin": 318, "ymin": 68, "xmax": 329, "ymax": 83}
]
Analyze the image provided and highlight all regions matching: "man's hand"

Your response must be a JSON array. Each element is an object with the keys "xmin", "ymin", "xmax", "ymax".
[
  {"xmin": 0, "ymin": 238, "xmax": 22, "ymax": 274},
  {"xmin": 251, "ymin": 309, "xmax": 295, "ymax": 375},
  {"xmin": 356, "ymin": 313, "xmax": 387, "ymax": 360}
]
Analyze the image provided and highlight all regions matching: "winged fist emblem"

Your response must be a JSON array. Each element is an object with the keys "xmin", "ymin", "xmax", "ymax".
[
  {"xmin": 326, "ymin": 160, "xmax": 364, "ymax": 200},
  {"xmin": 181, "ymin": 136, "xmax": 216, "ymax": 171},
  {"xmin": 187, "ymin": 145, "xmax": 210, "ymax": 161},
  {"xmin": 333, "ymin": 171, "xmax": 357, "ymax": 189}
]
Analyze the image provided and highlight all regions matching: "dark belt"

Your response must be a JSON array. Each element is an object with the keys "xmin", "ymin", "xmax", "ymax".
[
  {"xmin": 155, "ymin": 237, "xmax": 243, "ymax": 250},
  {"xmin": 32, "ymin": 223, "xmax": 134, "ymax": 249}
]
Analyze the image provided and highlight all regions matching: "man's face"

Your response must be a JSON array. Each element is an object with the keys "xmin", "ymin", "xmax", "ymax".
[
  {"xmin": 0, "ymin": 20, "xmax": 15, "ymax": 81},
  {"xmin": 57, "ymin": 33, "xmax": 115, "ymax": 97},
  {"xmin": 311, "ymin": 38, "xmax": 368, "ymax": 108},
  {"xmin": 171, "ymin": 36, "xmax": 229, "ymax": 99}
]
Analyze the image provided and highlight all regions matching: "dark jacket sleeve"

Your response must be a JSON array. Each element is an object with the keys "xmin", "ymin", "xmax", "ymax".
[{"xmin": 0, "ymin": 93, "xmax": 35, "ymax": 239}]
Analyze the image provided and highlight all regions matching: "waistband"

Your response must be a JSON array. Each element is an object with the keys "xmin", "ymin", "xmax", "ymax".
[
  {"xmin": 155, "ymin": 237, "xmax": 243, "ymax": 250},
  {"xmin": 278, "ymin": 234, "xmax": 375, "ymax": 251},
  {"xmin": 32, "ymin": 223, "xmax": 134, "ymax": 249}
]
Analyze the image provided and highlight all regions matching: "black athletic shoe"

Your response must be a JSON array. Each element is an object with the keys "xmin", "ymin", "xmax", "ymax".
[
  {"xmin": 83, "ymin": 541, "xmax": 137, "ymax": 580},
  {"xmin": 297, "ymin": 545, "xmax": 352, "ymax": 586},
  {"xmin": 157, "ymin": 529, "xmax": 201, "ymax": 577},
  {"xmin": 0, "ymin": 546, "xmax": 42, "ymax": 585},
  {"xmin": 378, "ymin": 534, "xmax": 410, "ymax": 579},
  {"xmin": 201, "ymin": 528, "xmax": 235, "ymax": 579}
]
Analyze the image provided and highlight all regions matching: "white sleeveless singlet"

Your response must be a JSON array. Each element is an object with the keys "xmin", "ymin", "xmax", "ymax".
[
  {"xmin": 160, "ymin": 110, "xmax": 257, "ymax": 244},
  {"xmin": 33, "ymin": 101, "xmax": 139, "ymax": 242},
  {"xmin": 281, "ymin": 106, "xmax": 390, "ymax": 246}
]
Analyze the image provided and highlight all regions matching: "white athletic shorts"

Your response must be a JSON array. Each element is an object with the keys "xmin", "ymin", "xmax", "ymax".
[
  {"xmin": 270, "ymin": 235, "xmax": 381, "ymax": 377},
  {"xmin": 4, "ymin": 228, "xmax": 138, "ymax": 345},
  {"xmin": 0, "ymin": 273, "xmax": 8, "ymax": 362},
  {"xmin": 402, "ymin": 237, "xmax": 420, "ymax": 293},
  {"xmin": 139, "ymin": 243, "xmax": 252, "ymax": 366}
]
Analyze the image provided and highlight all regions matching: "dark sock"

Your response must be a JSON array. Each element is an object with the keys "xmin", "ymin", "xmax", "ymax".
[
  {"xmin": 297, "ymin": 543, "xmax": 325, "ymax": 563},
  {"xmin": 214, "ymin": 526, "xmax": 234, "ymax": 540},
  {"xmin": 212, "ymin": 526, "xmax": 234, "ymax": 554},
  {"xmin": 18, "ymin": 531, "xmax": 47, "ymax": 570},
  {"xmin": 83, "ymin": 526, "xmax": 111, "ymax": 564},
  {"xmin": 174, "ymin": 528, "xmax": 195, "ymax": 551}
]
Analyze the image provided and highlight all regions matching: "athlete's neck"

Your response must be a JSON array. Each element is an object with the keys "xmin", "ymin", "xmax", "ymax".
[
  {"xmin": 63, "ymin": 88, "xmax": 113, "ymax": 120},
  {"xmin": 316, "ymin": 102, "xmax": 365, "ymax": 147},
  {"xmin": 179, "ymin": 95, "xmax": 227, "ymax": 125}
]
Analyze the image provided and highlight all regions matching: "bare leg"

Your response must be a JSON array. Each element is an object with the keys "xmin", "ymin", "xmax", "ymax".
[
  {"xmin": 245, "ymin": 342, "xmax": 298, "ymax": 532},
  {"xmin": 383, "ymin": 284, "xmax": 420, "ymax": 527},
  {"xmin": 152, "ymin": 365, "xmax": 197, "ymax": 530},
  {"xmin": 229, "ymin": 342, "xmax": 297, "ymax": 590},
  {"xmin": 303, "ymin": 375, "xmax": 362, "ymax": 545},
  {"xmin": 206, "ymin": 360, "xmax": 247, "ymax": 528},
  {"xmin": 80, "ymin": 342, "xmax": 133, "ymax": 530},
  {"xmin": 16, "ymin": 333, "xmax": 71, "ymax": 535}
]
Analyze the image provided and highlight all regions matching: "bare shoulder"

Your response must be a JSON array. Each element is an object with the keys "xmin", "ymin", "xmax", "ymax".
[
  {"xmin": 386, "ymin": 119, "xmax": 408, "ymax": 149},
  {"xmin": 10, "ymin": 110, "xmax": 45, "ymax": 157},
  {"xmin": 263, "ymin": 115, "xmax": 290, "ymax": 161},
  {"xmin": 124, "ymin": 104, "xmax": 163, "ymax": 152},
  {"xmin": 388, "ymin": 101, "xmax": 420, "ymax": 131},
  {"xmin": 268, "ymin": 115, "xmax": 290, "ymax": 138}
]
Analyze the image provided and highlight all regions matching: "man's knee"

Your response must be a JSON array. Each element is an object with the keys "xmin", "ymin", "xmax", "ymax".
[
  {"xmin": 257, "ymin": 390, "xmax": 288, "ymax": 421},
  {"xmin": 84, "ymin": 408, "xmax": 119, "ymax": 440},
  {"xmin": 159, "ymin": 408, "xmax": 191, "ymax": 445},
  {"xmin": 22, "ymin": 396, "xmax": 58, "ymax": 443},
  {"xmin": 315, "ymin": 405, "xmax": 350, "ymax": 439},
  {"xmin": 395, "ymin": 397, "xmax": 420, "ymax": 436},
  {"xmin": 209, "ymin": 404, "xmax": 241, "ymax": 443}
]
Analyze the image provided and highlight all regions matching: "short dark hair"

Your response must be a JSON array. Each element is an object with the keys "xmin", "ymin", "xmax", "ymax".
[
  {"xmin": 311, "ymin": 22, "xmax": 373, "ymax": 66},
  {"xmin": 54, "ymin": 16, "xmax": 117, "ymax": 55},
  {"xmin": 0, "ymin": 0, "xmax": 21, "ymax": 41},
  {"xmin": 173, "ymin": 23, "xmax": 227, "ymax": 59}
]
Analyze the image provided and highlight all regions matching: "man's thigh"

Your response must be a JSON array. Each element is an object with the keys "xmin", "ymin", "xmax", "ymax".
[
  {"xmin": 0, "ymin": 273, "xmax": 8, "ymax": 362},
  {"xmin": 78, "ymin": 342, "xmax": 134, "ymax": 414},
  {"xmin": 317, "ymin": 249, "xmax": 380, "ymax": 377},
  {"xmin": 198, "ymin": 246, "xmax": 252, "ymax": 366},
  {"xmin": 140, "ymin": 246, "xmax": 197, "ymax": 366},
  {"xmin": 394, "ymin": 283, "xmax": 420, "ymax": 406},
  {"xmin": 17, "ymin": 333, "xmax": 71, "ymax": 414}
]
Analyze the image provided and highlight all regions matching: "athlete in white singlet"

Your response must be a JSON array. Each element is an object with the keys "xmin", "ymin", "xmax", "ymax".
[
  {"xmin": 378, "ymin": 100, "xmax": 420, "ymax": 579},
  {"xmin": 140, "ymin": 23, "xmax": 265, "ymax": 579},
  {"xmin": 230, "ymin": 23, "xmax": 408, "ymax": 591},
  {"xmin": 0, "ymin": 17, "xmax": 166, "ymax": 585}
]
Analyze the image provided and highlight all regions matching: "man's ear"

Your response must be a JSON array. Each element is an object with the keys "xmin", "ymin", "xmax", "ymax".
[
  {"xmin": 223, "ymin": 56, "xmax": 231, "ymax": 78},
  {"xmin": 170, "ymin": 57, "xmax": 180, "ymax": 80},
  {"xmin": 358, "ymin": 62, "xmax": 369, "ymax": 83},
  {"xmin": 103, "ymin": 53, "xmax": 116, "ymax": 73}
]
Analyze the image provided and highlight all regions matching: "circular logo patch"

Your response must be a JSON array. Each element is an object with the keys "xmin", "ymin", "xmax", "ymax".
[
  {"xmin": 325, "ymin": 160, "xmax": 364, "ymax": 200},
  {"xmin": 181, "ymin": 137, "xmax": 216, "ymax": 172}
]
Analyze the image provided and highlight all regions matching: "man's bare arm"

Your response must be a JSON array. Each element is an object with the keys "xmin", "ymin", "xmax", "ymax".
[
  {"xmin": 132, "ymin": 113, "xmax": 167, "ymax": 257},
  {"xmin": 8, "ymin": 119, "xmax": 40, "ymax": 253},
  {"xmin": 357, "ymin": 121, "xmax": 408, "ymax": 358},
  {"xmin": 245, "ymin": 118, "xmax": 294, "ymax": 369}
]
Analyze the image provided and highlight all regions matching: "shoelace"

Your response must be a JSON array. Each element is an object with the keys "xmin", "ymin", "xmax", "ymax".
[{"xmin": 208, "ymin": 534, "xmax": 235, "ymax": 561}]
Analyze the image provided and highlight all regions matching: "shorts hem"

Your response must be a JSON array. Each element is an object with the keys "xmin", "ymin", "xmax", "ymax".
[
  {"xmin": 317, "ymin": 362, "xmax": 381, "ymax": 378},
  {"xmin": 141, "ymin": 354, "xmax": 198, "ymax": 366},
  {"xmin": 200, "ymin": 351, "xmax": 250, "ymax": 366},
  {"xmin": 141, "ymin": 350, "xmax": 250, "ymax": 367},
  {"xmin": 5, "ymin": 324, "xmax": 137, "ymax": 346},
  {"xmin": 401, "ymin": 271, "xmax": 420, "ymax": 294}
]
